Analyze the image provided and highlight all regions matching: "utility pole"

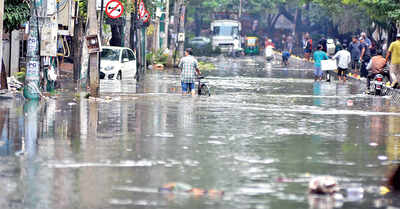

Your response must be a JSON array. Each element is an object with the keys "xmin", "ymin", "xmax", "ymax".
[
  {"xmin": 0, "ymin": 0, "xmax": 4, "ymax": 90},
  {"xmin": 87, "ymin": 0, "xmax": 99, "ymax": 97},
  {"xmin": 162, "ymin": 0, "xmax": 169, "ymax": 50},
  {"xmin": 177, "ymin": 2, "xmax": 185, "ymax": 57},
  {"xmin": 24, "ymin": 0, "xmax": 43, "ymax": 99}
]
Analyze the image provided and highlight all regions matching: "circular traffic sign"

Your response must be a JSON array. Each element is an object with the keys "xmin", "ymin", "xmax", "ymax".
[{"xmin": 105, "ymin": 0, "xmax": 124, "ymax": 19}]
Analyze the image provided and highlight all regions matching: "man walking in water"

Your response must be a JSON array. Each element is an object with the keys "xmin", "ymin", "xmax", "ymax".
[
  {"xmin": 332, "ymin": 44, "xmax": 351, "ymax": 83},
  {"xmin": 179, "ymin": 48, "xmax": 200, "ymax": 96},
  {"xmin": 385, "ymin": 34, "xmax": 400, "ymax": 88}
]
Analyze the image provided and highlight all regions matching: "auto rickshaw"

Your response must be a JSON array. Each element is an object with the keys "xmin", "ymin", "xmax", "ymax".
[{"xmin": 244, "ymin": 37, "xmax": 259, "ymax": 55}]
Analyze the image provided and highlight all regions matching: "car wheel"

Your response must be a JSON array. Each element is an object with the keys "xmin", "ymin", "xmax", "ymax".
[{"xmin": 117, "ymin": 71, "xmax": 122, "ymax": 80}]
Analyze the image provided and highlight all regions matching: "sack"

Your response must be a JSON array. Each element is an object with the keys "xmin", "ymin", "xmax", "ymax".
[{"xmin": 321, "ymin": 59, "xmax": 337, "ymax": 71}]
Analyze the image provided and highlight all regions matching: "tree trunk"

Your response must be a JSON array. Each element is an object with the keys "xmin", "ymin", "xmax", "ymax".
[
  {"xmin": 124, "ymin": 12, "xmax": 131, "ymax": 48},
  {"xmin": 194, "ymin": 9, "xmax": 201, "ymax": 36}
]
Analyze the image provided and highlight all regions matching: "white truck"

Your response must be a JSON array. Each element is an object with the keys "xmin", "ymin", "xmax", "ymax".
[{"xmin": 210, "ymin": 20, "xmax": 242, "ymax": 53}]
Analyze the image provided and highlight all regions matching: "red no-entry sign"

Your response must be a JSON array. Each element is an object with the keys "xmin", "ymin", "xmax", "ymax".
[{"xmin": 105, "ymin": 0, "xmax": 124, "ymax": 19}]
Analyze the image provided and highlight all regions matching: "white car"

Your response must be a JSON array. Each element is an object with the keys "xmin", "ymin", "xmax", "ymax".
[{"xmin": 100, "ymin": 46, "xmax": 136, "ymax": 80}]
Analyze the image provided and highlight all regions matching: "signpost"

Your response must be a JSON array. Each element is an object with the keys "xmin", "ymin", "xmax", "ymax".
[{"xmin": 105, "ymin": 0, "xmax": 124, "ymax": 19}]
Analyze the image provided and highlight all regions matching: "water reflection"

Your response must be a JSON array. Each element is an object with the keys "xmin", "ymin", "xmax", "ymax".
[{"xmin": 0, "ymin": 58, "xmax": 399, "ymax": 208}]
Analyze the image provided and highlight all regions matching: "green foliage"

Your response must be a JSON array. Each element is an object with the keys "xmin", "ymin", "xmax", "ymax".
[
  {"xmin": 198, "ymin": 61, "xmax": 216, "ymax": 71},
  {"xmin": 146, "ymin": 49, "xmax": 168, "ymax": 65},
  {"xmin": 4, "ymin": 0, "xmax": 30, "ymax": 32}
]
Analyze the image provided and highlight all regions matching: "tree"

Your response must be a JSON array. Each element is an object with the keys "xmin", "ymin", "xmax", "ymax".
[{"xmin": 3, "ymin": 0, "xmax": 30, "ymax": 33}]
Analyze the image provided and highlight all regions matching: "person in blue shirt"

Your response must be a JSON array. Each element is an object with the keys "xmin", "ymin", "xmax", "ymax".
[
  {"xmin": 282, "ymin": 50, "xmax": 290, "ymax": 66},
  {"xmin": 313, "ymin": 44, "xmax": 329, "ymax": 81}
]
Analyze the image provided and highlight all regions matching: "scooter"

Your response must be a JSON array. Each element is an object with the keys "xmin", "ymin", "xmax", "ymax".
[
  {"xmin": 371, "ymin": 68, "xmax": 390, "ymax": 96},
  {"xmin": 372, "ymin": 73, "xmax": 384, "ymax": 96}
]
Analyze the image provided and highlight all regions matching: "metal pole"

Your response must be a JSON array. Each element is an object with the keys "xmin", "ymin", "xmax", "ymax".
[{"xmin": 98, "ymin": 0, "xmax": 104, "ymax": 71}]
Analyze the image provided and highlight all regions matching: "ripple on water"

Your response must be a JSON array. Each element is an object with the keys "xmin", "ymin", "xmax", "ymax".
[
  {"xmin": 236, "ymin": 183, "xmax": 274, "ymax": 196},
  {"xmin": 47, "ymin": 159, "xmax": 154, "ymax": 168},
  {"xmin": 207, "ymin": 140, "xmax": 225, "ymax": 145},
  {"xmin": 234, "ymin": 156, "xmax": 278, "ymax": 164},
  {"xmin": 154, "ymin": 132, "xmax": 175, "ymax": 138}
]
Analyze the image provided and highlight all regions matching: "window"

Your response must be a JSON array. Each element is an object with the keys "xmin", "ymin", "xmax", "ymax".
[
  {"xmin": 127, "ymin": 50, "xmax": 136, "ymax": 61},
  {"xmin": 122, "ymin": 49, "xmax": 129, "ymax": 62}
]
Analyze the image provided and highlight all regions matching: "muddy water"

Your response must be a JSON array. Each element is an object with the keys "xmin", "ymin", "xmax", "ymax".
[{"xmin": 0, "ymin": 57, "xmax": 399, "ymax": 209}]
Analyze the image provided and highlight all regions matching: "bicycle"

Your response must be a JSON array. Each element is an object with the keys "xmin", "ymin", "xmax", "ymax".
[{"xmin": 196, "ymin": 76, "xmax": 211, "ymax": 96}]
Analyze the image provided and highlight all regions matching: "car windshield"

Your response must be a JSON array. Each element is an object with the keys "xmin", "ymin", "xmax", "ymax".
[{"xmin": 101, "ymin": 48, "xmax": 120, "ymax": 61}]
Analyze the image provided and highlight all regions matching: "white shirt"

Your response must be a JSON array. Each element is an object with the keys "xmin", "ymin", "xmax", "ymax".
[
  {"xmin": 265, "ymin": 45, "xmax": 273, "ymax": 57},
  {"xmin": 332, "ymin": 49, "xmax": 351, "ymax": 69}
]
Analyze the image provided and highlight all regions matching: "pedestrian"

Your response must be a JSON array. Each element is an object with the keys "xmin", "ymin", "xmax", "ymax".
[
  {"xmin": 282, "ymin": 49, "xmax": 290, "ymax": 66},
  {"xmin": 178, "ymin": 48, "xmax": 200, "ymax": 96},
  {"xmin": 359, "ymin": 37, "xmax": 371, "ymax": 78},
  {"xmin": 304, "ymin": 35, "xmax": 313, "ymax": 61},
  {"xmin": 319, "ymin": 36, "xmax": 327, "ymax": 53},
  {"xmin": 313, "ymin": 44, "xmax": 329, "ymax": 81},
  {"xmin": 366, "ymin": 49, "xmax": 391, "ymax": 93},
  {"xmin": 385, "ymin": 33, "xmax": 400, "ymax": 88},
  {"xmin": 281, "ymin": 34, "xmax": 286, "ymax": 51},
  {"xmin": 349, "ymin": 36, "xmax": 361, "ymax": 72},
  {"xmin": 361, "ymin": 32, "xmax": 372, "ymax": 48},
  {"xmin": 286, "ymin": 34, "xmax": 294, "ymax": 54},
  {"xmin": 332, "ymin": 44, "xmax": 351, "ymax": 83}
]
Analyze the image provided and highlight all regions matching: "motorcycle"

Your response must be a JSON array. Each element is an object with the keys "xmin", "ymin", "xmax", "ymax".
[{"xmin": 371, "ymin": 68, "xmax": 390, "ymax": 96}]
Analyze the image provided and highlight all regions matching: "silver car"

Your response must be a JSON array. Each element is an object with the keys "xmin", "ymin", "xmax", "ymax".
[{"xmin": 189, "ymin": 37, "xmax": 211, "ymax": 47}]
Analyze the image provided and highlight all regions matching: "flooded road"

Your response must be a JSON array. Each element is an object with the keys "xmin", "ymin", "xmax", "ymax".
[{"xmin": 1, "ymin": 56, "xmax": 400, "ymax": 209}]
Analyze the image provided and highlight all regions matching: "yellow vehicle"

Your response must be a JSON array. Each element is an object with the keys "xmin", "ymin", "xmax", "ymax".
[{"xmin": 244, "ymin": 37, "xmax": 259, "ymax": 55}]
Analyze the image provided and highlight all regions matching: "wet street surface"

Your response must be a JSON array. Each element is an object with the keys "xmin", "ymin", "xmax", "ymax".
[{"xmin": 1, "ymin": 56, "xmax": 400, "ymax": 209}]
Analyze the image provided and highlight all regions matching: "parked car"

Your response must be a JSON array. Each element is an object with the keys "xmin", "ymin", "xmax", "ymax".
[
  {"xmin": 188, "ymin": 36, "xmax": 211, "ymax": 47},
  {"xmin": 100, "ymin": 46, "xmax": 136, "ymax": 80}
]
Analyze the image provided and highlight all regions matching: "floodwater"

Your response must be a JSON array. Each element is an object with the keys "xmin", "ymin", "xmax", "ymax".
[{"xmin": 0, "ymin": 56, "xmax": 400, "ymax": 209}]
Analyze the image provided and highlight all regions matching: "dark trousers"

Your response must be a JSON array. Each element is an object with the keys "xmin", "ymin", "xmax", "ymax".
[
  {"xmin": 360, "ymin": 58, "xmax": 370, "ymax": 78},
  {"xmin": 351, "ymin": 59, "xmax": 359, "ymax": 70}
]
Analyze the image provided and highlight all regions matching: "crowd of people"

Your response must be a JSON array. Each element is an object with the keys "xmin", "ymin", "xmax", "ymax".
[{"xmin": 300, "ymin": 32, "xmax": 400, "ymax": 92}]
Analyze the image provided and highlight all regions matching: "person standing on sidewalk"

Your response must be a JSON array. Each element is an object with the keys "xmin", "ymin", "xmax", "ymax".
[
  {"xmin": 304, "ymin": 34, "xmax": 313, "ymax": 61},
  {"xmin": 332, "ymin": 44, "xmax": 351, "ymax": 83},
  {"xmin": 359, "ymin": 37, "xmax": 371, "ymax": 78},
  {"xmin": 179, "ymin": 48, "xmax": 200, "ymax": 96},
  {"xmin": 313, "ymin": 45, "xmax": 329, "ymax": 81},
  {"xmin": 385, "ymin": 34, "xmax": 400, "ymax": 88}
]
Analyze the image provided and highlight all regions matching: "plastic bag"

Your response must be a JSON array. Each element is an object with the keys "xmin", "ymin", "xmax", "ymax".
[{"xmin": 48, "ymin": 65, "xmax": 57, "ymax": 81}]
